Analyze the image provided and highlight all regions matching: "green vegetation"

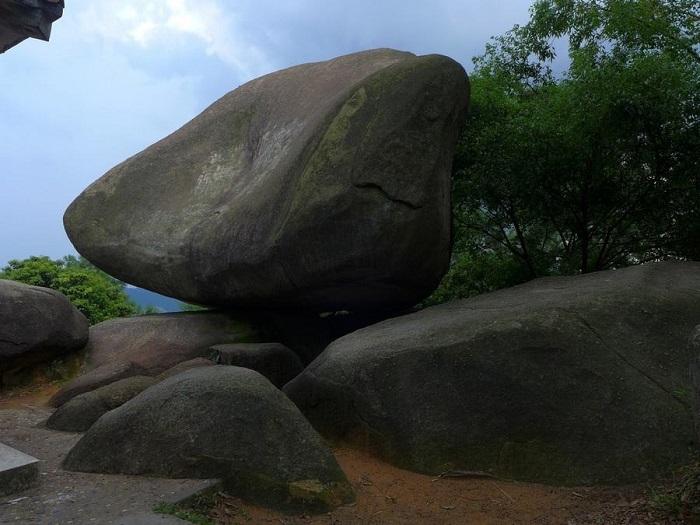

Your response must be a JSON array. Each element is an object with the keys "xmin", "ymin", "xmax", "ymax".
[
  {"xmin": 649, "ymin": 459, "xmax": 700, "ymax": 520},
  {"xmin": 0, "ymin": 255, "xmax": 139, "ymax": 324},
  {"xmin": 153, "ymin": 502, "xmax": 214, "ymax": 525},
  {"xmin": 180, "ymin": 302, "xmax": 209, "ymax": 312},
  {"xmin": 153, "ymin": 488, "xmax": 253, "ymax": 525},
  {"xmin": 430, "ymin": 0, "xmax": 699, "ymax": 303}
]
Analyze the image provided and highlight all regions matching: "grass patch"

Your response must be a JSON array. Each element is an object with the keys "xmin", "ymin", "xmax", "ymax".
[
  {"xmin": 649, "ymin": 459, "xmax": 700, "ymax": 521},
  {"xmin": 650, "ymin": 487, "xmax": 684, "ymax": 516},
  {"xmin": 154, "ymin": 486, "xmax": 256, "ymax": 525},
  {"xmin": 153, "ymin": 502, "xmax": 213, "ymax": 525}
]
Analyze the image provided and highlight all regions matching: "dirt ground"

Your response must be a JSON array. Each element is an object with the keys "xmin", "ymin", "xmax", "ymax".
[
  {"xmin": 0, "ymin": 383, "xmax": 682, "ymax": 525},
  {"xmin": 0, "ymin": 382, "xmax": 62, "ymax": 411},
  {"xmin": 208, "ymin": 447, "xmax": 677, "ymax": 525}
]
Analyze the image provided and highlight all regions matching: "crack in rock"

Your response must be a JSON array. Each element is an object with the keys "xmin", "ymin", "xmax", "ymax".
[
  {"xmin": 567, "ymin": 310, "xmax": 689, "ymax": 410},
  {"xmin": 353, "ymin": 182, "xmax": 423, "ymax": 210}
]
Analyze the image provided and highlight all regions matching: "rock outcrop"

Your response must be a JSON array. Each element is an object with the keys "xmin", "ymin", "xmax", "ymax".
[
  {"xmin": 64, "ymin": 367, "xmax": 354, "ymax": 511},
  {"xmin": 64, "ymin": 48, "xmax": 469, "ymax": 312},
  {"xmin": 0, "ymin": 280, "xmax": 88, "ymax": 388},
  {"xmin": 211, "ymin": 343, "xmax": 304, "ymax": 387},
  {"xmin": 81, "ymin": 312, "xmax": 261, "ymax": 373},
  {"xmin": 49, "ymin": 360, "xmax": 146, "ymax": 408},
  {"xmin": 285, "ymin": 262, "xmax": 700, "ymax": 485},
  {"xmin": 49, "ymin": 307, "xmax": 404, "ymax": 406},
  {"xmin": 49, "ymin": 311, "xmax": 262, "ymax": 407}
]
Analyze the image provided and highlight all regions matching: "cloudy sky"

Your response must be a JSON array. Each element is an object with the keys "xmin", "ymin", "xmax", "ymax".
[{"xmin": 0, "ymin": 0, "xmax": 533, "ymax": 267}]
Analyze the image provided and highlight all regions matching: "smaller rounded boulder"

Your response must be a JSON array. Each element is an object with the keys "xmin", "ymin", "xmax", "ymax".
[
  {"xmin": 63, "ymin": 367, "xmax": 354, "ymax": 511},
  {"xmin": 0, "ymin": 280, "xmax": 88, "ymax": 387}
]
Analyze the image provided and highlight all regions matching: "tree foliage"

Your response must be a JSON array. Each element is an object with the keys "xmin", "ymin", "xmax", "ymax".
[
  {"xmin": 432, "ymin": 0, "xmax": 699, "ymax": 303},
  {"xmin": 0, "ymin": 256, "xmax": 139, "ymax": 324}
]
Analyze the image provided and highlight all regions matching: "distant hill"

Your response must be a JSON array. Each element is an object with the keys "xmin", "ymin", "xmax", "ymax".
[{"xmin": 125, "ymin": 287, "xmax": 183, "ymax": 313}]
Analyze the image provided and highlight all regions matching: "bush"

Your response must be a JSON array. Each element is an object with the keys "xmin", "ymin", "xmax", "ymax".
[
  {"xmin": 423, "ymin": 250, "xmax": 531, "ymax": 306},
  {"xmin": 1, "ymin": 256, "xmax": 139, "ymax": 324}
]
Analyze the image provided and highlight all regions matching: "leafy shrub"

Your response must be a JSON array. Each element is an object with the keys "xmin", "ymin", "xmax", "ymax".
[{"xmin": 1, "ymin": 255, "xmax": 139, "ymax": 324}]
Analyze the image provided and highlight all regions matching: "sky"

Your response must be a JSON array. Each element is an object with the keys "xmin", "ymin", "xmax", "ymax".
[{"xmin": 0, "ymin": 0, "xmax": 534, "ymax": 267}]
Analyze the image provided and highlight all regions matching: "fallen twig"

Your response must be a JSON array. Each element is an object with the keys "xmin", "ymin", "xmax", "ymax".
[
  {"xmin": 432, "ymin": 470, "xmax": 500, "ymax": 481},
  {"xmin": 494, "ymin": 482, "xmax": 515, "ymax": 504}
]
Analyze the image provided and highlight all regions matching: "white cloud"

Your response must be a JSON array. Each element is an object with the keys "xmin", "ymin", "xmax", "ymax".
[
  {"xmin": 77, "ymin": 0, "xmax": 271, "ymax": 77},
  {"xmin": 0, "ymin": 8, "xmax": 205, "ymax": 264}
]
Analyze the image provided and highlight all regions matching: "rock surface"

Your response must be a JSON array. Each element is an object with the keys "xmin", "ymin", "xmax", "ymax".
[
  {"xmin": 64, "ymin": 48, "xmax": 470, "ymax": 311},
  {"xmin": 211, "ymin": 343, "xmax": 304, "ymax": 387},
  {"xmin": 0, "ymin": 280, "xmax": 88, "ymax": 387},
  {"xmin": 155, "ymin": 357, "xmax": 215, "ymax": 381},
  {"xmin": 285, "ymin": 262, "xmax": 700, "ymax": 485},
  {"xmin": 64, "ymin": 367, "xmax": 354, "ymax": 511},
  {"xmin": 82, "ymin": 312, "xmax": 262, "ymax": 373},
  {"xmin": 46, "ymin": 376, "xmax": 157, "ymax": 432},
  {"xmin": 49, "ymin": 312, "xmax": 260, "ymax": 406}
]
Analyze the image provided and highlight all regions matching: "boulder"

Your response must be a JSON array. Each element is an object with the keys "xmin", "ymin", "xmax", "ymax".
[
  {"xmin": 82, "ymin": 312, "xmax": 263, "ymax": 373},
  {"xmin": 64, "ymin": 367, "xmax": 354, "ymax": 511},
  {"xmin": 211, "ymin": 343, "xmax": 304, "ymax": 387},
  {"xmin": 64, "ymin": 48, "xmax": 470, "ymax": 311},
  {"xmin": 0, "ymin": 280, "xmax": 88, "ymax": 387},
  {"xmin": 49, "ymin": 308, "xmax": 398, "ymax": 406},
  {"xmin": 46, "ymin": 376, "xmax": 156, "ymax": 432},
  {"xmin": 285, "ymin": 262, "xmax": 700, "ymax": 485}
]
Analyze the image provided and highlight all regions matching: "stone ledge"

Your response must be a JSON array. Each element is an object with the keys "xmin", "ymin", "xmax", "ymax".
[{"xmin": 0, "ymin": 442, "xmax": 39, "ymax": 496}]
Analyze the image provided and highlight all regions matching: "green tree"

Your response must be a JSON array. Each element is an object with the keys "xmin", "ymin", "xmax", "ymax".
[
  {"xmin": 433, "ymin": 0, "xmax": 699, "ymax": 303},
  {"xmin": 0, "ymin": 256, "xmax": 139, "ymax": 324},
  {"xmin": 179, "ymin": 303, "xmax": 208, "ymax": 312}
]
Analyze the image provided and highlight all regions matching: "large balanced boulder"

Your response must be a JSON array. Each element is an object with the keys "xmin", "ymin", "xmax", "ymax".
[
  {"xmin": 285, "ymin": 262, "xmax": 700, "ymax": 486},
  {"xmin": 46, "ymin": 376, "xmax": 156, "ymax": 432},
  {"xmin": 211, "ymin": 343, "xmax": 304, "ymax": 387},
  {"xmin": 64, "ymin": 48, "xmax": 470, "ymax": 311},
  {"xmin": 0, "ymin": 280, "xmax": 88, "ymax": 387},
  {"xmin": 64, "ymin": 367, "xmax": 354, "ymax": 511}
]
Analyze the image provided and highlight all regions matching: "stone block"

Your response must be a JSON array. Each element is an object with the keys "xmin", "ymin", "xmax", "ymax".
[{"xmin": 0, "ymin": 442, "xmax": 39, "ymax": 496}]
